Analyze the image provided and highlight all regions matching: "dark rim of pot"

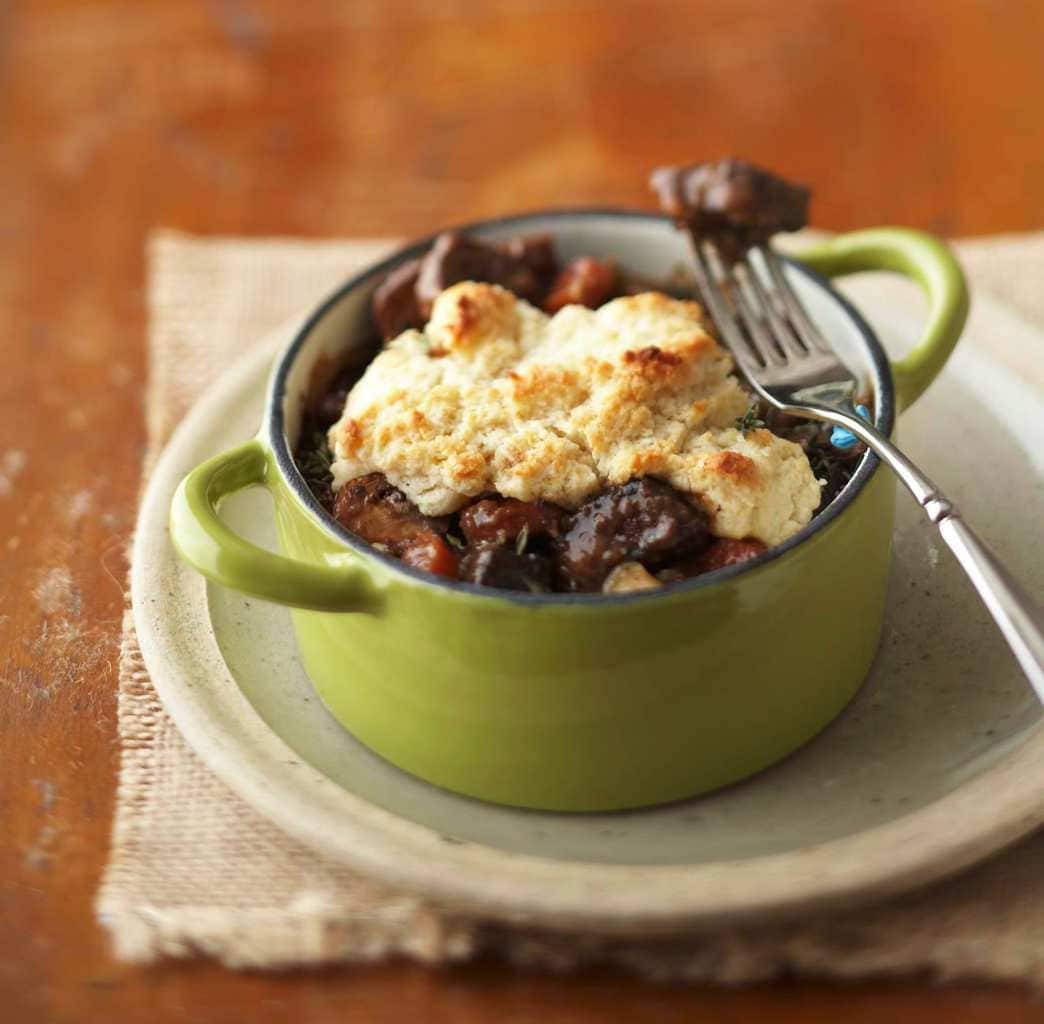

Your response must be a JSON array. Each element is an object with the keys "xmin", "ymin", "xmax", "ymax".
[{"xmin": 269, "ymin": 208, "xmax": 895, "ymax": 606}]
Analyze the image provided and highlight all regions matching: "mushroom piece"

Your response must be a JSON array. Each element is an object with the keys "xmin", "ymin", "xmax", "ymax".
[{"xmin": 602, "ymin": 561, "xmax": 663, "ymax": 594}]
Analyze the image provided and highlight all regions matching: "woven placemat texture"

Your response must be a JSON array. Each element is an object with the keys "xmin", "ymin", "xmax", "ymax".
[{"xmin": 96, "ymin": 230, "xmax": 1044, "ymax": 980}]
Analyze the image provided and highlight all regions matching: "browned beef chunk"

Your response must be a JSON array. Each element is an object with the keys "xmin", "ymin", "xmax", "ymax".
[
  {"xmin": 542, "ymin": 257, "xmax": 617, "ymax": 313},
  {"xmin": 315, "ymin": 388, "xmax": 349, "ymax": 429},
  {"xmin": 372, "ymin": 233, "xmax": 559, "ymax": 339},
  {"xmin": 650, "ymin": 159, "xmax": 809, "ymax": 258},
  {"xmin": 313, "ymin": 365, "xmax": 368, "ymax": 428},
  {"xmin": 371, "ymin": 257, "xmax": 424, "ymax": 341},
  {"xmin": 458, "ymin": 497, "xmax": 564, "ymax": 548},
  {"xmin": 333, "ymin": 472, "xmax": 431, "ymax": 546},
  {"xmin": 415, "ymin": 232, "xmax": 546, "ymax": 316},
  {"xmin": 333, "ymin": 472, "xmax": 458, "ymax": 578},
  {"xmin": 399, "ymin": 532, "xmax": 461, "ymax": 579},
  {"xmin": 503, "ymin": 233, "xmax": 558, "ymax": 281},
  {"xmin": 557, "ymin": 478, "xmax": 712, "ymax": 591},
  {"xmin": 691, "ymin": 537, "xmax": 767, "ymax": 574},
  {"xmin": 460, "ymin": 544, "xmax": 554, "ymax": 592}
]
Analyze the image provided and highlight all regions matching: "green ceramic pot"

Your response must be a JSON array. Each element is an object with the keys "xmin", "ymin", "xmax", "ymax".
[{"xmin": 170, "ymin": 213, "xmax": 968, "ymax": 811}]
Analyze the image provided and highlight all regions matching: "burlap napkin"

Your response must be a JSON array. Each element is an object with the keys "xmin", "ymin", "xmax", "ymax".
[{"xmin": 96, "ymin": 230, "xmax": 1044, "ymax": 981}]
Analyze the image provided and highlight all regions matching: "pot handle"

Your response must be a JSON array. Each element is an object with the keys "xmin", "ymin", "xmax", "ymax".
[
  {"xmin": 170, "ymin": 439, "xmax": 382, "ymax": 613},
  {"xmin": 798, "ymin": 228, "xmax": 969, "ymax": 410}
]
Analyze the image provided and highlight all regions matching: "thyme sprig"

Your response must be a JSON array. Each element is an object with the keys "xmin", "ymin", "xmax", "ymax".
[
  {"xmin": 735, "ymin": 404, "xmax": 766, "ymax": 435},
  {"xmin": 298, "ymin": 430, "xmax": 333, "ymax": 489}
]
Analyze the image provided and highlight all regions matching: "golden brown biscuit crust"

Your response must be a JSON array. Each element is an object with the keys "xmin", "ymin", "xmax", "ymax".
[{"xmin": 330, "ymin": 282, "xmax": 821, "ymax": 544}]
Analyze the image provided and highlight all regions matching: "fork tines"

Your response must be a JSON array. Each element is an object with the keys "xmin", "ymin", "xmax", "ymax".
[{"xmin": 689, "ymin": 239, "xmax": 832, "ymax": 370}]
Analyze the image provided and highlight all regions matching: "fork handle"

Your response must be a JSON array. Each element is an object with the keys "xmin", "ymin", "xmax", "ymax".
[
  {"xmin": 834, "ymin": 412, "xmax": 1044, "ymax": 700},
  {"xmin": 937, "ymin": 517, "xmax": 1044, "ymax": 697}
]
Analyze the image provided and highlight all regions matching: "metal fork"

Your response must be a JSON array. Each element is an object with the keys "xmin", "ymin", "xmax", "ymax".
[{"xmin": 690, "ymin": 241, "xmax": 1044, "ymax": 699}]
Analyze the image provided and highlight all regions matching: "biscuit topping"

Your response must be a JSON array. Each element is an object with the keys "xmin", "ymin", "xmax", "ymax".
[{"xmin": 330, "ymin": 282, "xmax": 820, "ymax": 545}]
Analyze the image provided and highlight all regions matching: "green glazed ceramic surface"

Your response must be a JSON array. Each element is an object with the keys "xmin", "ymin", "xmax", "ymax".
[{"xmin": 170, "ymin": 214, "xmax": 968, "ymax": 811}]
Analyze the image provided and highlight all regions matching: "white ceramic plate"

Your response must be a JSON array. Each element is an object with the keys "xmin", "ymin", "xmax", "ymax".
[{"xmin": 134, "ymin": 282, "xmax": 1044, "ymax": 935}]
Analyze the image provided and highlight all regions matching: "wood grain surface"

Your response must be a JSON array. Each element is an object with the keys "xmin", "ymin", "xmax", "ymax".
[{"xmin": 3, "ymin": 1, "xmax": 1044, "ymax": 1021}]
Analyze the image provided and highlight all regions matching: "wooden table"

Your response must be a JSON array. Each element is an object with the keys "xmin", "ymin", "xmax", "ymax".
[{"xmin": 3, "ymin": 2, "xmax": 1044, "ymax": 1020}]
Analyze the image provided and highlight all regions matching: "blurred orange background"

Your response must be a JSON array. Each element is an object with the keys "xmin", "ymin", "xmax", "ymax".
[{"xmin": 3, "ymin": 3, "xmax": 1044, "ymax": 1022}]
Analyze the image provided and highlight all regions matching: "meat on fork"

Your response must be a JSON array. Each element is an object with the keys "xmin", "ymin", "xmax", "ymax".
[{"xmin": 650, "ymin": 158, "xmax": 810, "ymax": 259}]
